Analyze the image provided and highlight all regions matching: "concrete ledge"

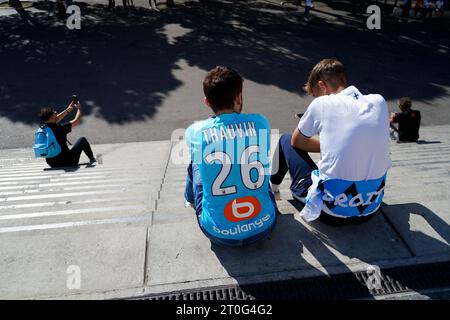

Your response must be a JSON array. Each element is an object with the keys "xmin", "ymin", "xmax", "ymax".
[{"xmin": 1, "ymin": 126, "xmax": 450, "ymax": 299}]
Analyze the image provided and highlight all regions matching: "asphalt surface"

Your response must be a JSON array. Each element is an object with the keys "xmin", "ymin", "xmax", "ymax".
[{"xmin": 1, "ymin": 0, "xmax": 450, "ymax": 149}]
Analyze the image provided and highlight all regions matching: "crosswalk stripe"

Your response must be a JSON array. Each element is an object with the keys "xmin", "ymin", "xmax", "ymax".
[
  {"xmin": 0, "ymin": 215, "xmax": 152, "ymax": 234},
  {"xmin": 0, "ymin": 205, "xmax": 147, "ymax": 221}
]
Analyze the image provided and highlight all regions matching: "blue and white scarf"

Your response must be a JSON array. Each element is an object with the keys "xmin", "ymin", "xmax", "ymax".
[{"xmin": 300, "ymin": 170, "xmax": 387, "ymax": 221}]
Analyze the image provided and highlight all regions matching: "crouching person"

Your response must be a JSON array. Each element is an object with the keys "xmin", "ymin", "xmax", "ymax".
[
  {"xmin": 270, "ymin": 59, "xmax": 391, "ymax": 225},
  {"xmin": 37, "ymin": 100, "xmax": 96, "ymax": 168},
  {"xmin": 184, "ymin": 66, "xmax": 279, "ymax": 246}
]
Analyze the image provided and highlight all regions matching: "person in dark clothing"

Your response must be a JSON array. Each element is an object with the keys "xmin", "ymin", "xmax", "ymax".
[
  {"xmin": 390, "ymin": 97, "xmax": 421, "ymax": 142},
  {"xmin": 38, "ymin": 101, "xmax": 96, "ymax": 168},
  {"xmin": 400, "ymin": 0, "xmax": 412, "ymax": 21}
]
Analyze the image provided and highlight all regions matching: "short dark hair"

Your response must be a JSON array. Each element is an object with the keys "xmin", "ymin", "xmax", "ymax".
[
  {"xmin": 39, "ymin": 107, "xmax": 55, "ymax": 122},
  {"xmin": 399, "ymin": 97, "xmax": 412, "ymax": 111},
  {"xmin": 203, "ymin": 66, "xmax": 243, "ymax": 112},
  {"xmin": 304, "ymin": 59, "xmax": 347, "ymax": 95}
]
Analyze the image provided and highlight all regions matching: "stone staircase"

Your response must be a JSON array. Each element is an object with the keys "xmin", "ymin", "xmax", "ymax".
[{"xmin": 0, "ymin": 126, "xmax": 449, "ymax": 299}]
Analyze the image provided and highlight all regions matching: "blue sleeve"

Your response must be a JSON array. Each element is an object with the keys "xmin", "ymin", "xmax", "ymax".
[{"xmin": 185, "ymin": 124, "xmax": 195, "ymax": 162}]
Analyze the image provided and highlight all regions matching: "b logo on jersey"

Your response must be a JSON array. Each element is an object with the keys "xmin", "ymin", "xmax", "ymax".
[{"xmin": 224, "ymin": 196, "xmax": 261, "ymax": 222}]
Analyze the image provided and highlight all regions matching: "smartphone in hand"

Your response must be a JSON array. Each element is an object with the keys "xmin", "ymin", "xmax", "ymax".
[{"xmin": 72, "ymin": 95, "xmax": 79, "ymax": 106}]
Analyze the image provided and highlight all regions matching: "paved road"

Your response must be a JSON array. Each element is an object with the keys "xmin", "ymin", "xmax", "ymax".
[{"xmin": 1, "ymin": 0, "xmax": 449, "ymax": 149}]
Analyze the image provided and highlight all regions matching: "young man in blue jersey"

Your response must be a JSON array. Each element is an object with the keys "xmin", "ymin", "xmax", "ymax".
[{"xmin": 184, "ymin": 66, "xmax": 278, "ymax": 247}]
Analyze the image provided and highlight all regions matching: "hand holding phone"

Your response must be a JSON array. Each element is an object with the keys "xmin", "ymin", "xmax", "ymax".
[{"xmin": 72, "ymin": 95, "xmax": 79, "ymax": 106}]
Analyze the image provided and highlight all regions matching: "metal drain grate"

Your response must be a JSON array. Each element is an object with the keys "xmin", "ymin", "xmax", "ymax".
[{"xmin": 135, "ymin": 260, "xmax": 450, "ymax": 300}]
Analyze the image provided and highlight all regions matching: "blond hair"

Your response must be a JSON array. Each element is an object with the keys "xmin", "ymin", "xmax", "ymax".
[{"xmin": 304, "ymin": 59, "xmax": 347, "ymax": 95}]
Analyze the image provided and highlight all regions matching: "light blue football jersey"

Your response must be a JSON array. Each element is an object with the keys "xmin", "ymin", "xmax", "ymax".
[{"xmin": 186, "ymin": 113, "xmax": 276, "ymax": 241}]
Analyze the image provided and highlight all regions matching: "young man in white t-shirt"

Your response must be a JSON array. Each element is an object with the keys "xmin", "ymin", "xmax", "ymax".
[{"xmin": 271, "ymin": 59, "xmax": 391, "ymax": 225}]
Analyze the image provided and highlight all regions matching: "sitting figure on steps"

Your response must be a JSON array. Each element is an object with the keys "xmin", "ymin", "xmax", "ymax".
[
  {"xmin": 37, "ymin": 99, "xmax": 96, "ymax": 168},
  {"xmin": 270, "ymin": 59, "xmax": 391, "ymax": 226}
]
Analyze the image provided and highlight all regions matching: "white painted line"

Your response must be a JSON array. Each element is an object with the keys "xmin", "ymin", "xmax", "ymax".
[
  {"xmin": 0, "ymin": 197, "xmax": 142, "ymax": 211},
  {"xmin": 0, "ymin": 189, "xmax": 39, "ymax": 196},
  {"xmin": 0, "ymin": 215, "xmax": 151, "ymax": 233},
  {"xmin": 49, "ymin": 175, "xmax": 160, "ymax": 182},
  {"xmin": 0, "ymin": 158, "xmax": 36, "ymax": 162},
  {"xmin": 0, "ymin": 183, "xmax": 156, "ymax": 196},
  {"xmin": 5, "ymin": 190, "xmax": 120, "ymax": 202},
  {"xmin": 0, "ymin": 170, "xmax": 130, "ymax": 179},
  {"xmin": 0, "ymin": 185, "xmax": 36, "ymax": 191},
  {"xmin": 49, "ymin": 184, "xmax": 154, "ymax": 192},
  {"xmin": 0, "ymin": 172, "xmax": 154, "ymax": 183},
  {"xmin": 0, "ymin": 205, "xmax": 147, "ymax": 221},
  {"xmin": 38, "ymin": 178, "xmax": 149, "ymax": 187},
  {"xmin": 0, "ymin": 170, "xmax": 45, "ymax": 175},
  {"xmin": 0, "ymin": 177, "xmax": 157, "ymax": 187},
  {"xmin": 0, "ymin": 168, "xmax": 142, "ymax": 176},
  {"xmin": 0, "ymin": 181, "xmax": 20, "ymax": 186},
  {"xmin": 0, "ymin": 176, "xmax": 53, "ymax": 182},
  {"xmin": 10, "ymin": 163, "xmax": 45, "ymax": 167},
  {"xmin": 0, "ymin": 202, "xmax": 55, "ymax": 210}
]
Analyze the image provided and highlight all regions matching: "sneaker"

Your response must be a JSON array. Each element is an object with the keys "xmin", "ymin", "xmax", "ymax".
[
  {"xmin": 184, "ymin": 199, "xmax": 195, "ymax": 209},
  {"xmin": 88, "ymin": 158, "xmax": 97, "ymax": 165}
]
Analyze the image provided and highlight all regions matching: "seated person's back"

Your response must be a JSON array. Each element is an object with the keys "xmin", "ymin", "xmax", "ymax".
[
  {"xmin": 184, "ymin": 66, "xmax": 277, "ymax": 246},
  {"xmin": 271, "ymin": 59, "xmax": 391, "ymax": 224},
  {"xmin": 308, "ymin": 88, "xmax": 391, "ymax": 181},
  {"xmin": 390, "ymin": 97, "xmax": 421, "ymax": 142},
  {"xmin": 396, "ymin": 109, "xmax": 421, "ymax": 142},
  {"xmin": 188, "ymin": 113, "xmax": 275, "ymax": 240}
]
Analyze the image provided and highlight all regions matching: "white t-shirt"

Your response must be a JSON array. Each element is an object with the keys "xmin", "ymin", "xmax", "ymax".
[{"xmin": 298, "ymin": 85, "xmax": 391, "ymax": 181}]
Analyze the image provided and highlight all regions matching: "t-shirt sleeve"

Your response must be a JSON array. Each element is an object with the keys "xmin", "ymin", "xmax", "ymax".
[
  {"xmin": 297, "ymin": 99, "xmax": 322, "ymax": 137},
  {"xmin": 61, "ymin": 122, "xmax": 72, "ymax": 135}
]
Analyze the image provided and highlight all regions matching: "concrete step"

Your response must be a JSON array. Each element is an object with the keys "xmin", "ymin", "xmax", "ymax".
[
  {"xmin": 1, "ymin": 126, "xmax": 450, "ymax": 299},
  {"xmin": 0, "ymin": 197, "xmax": 156, "ymax": 217},
  {"xmin": 0, "ymin": 141, "xmax": 171, "ymax": 299},
  {"xmin": 0, "ymin": 205, "xmax": 152, "ymax": 229},
  {"xmin": 145, "ymin": 126, "xmax": 450, "ymax": 299},
  {"xmin": 0, "ymin": 141, "xmax": 170, "ymax": 234}
]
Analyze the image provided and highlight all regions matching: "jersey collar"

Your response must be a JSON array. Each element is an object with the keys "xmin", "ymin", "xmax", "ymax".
[{"xmin": 337, "ymin": 85, "xmax": 363, "ymax": 99}]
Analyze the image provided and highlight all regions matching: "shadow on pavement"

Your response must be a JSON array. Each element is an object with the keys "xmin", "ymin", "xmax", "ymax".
[
  {"xmin": 42, "ymin": 161, "xmax": 96, "ymax": 171},
  {"xmin": 8, "ymin": 0, "xmax": 41, "ymax": 26},
  {"xmin": 416, "ymin": 140, "xmax": 441, "ymax": 144},
  {"xmin": 209, "ymin": 211, "xmax": 387, "ymax": 299},
  {"xmin": 380, "ymin": 202, "xmax": 450, "ymax": 297},
  {"xmin": 209, "ymin": 199, "xmax": 450, "ymax": 299},
  {"xmin": 382, "ymin": 202, "xmax": 450, "ymax": 255},
  {"xmin": 1, "ymin": 0, "xmax": 449, "ymax": 126}
]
